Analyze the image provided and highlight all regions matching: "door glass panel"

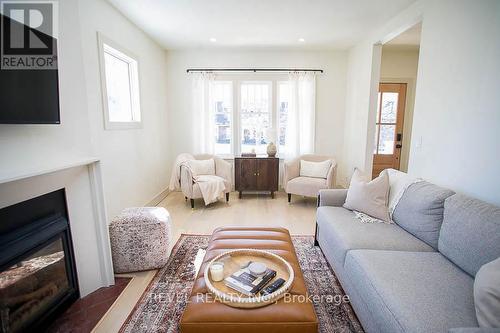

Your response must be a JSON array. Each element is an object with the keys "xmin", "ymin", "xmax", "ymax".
[
  {"xmin": 380, "ymin": 92, "xmax": 398, "ymax": 123},
  {"xmin": 378, "ymin": 124, "xmax": 396, "ymax": 154}
]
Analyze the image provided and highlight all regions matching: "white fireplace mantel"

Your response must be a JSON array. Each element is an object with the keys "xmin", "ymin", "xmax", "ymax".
[
  {"xmin": 0, "ymin": 156, "xmax": 99, "ymax": 185},
  {"xmin": 0, "ymin": 157, "xmax": 115, "ymax": 296}
]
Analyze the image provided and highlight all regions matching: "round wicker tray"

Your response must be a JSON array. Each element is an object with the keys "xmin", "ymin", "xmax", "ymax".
[{"xmin": 203, "ymin": 248, "xmax": 294, "ymax": 308}]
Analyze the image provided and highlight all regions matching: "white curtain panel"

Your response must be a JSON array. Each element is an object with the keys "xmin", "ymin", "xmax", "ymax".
[
  {"xmin": 284, "ymin": 71, "xmax": 316, "ymax": 158},
  {"xmin": 190, "ymin": 72, "xmax": 215, "ymax": 154}
]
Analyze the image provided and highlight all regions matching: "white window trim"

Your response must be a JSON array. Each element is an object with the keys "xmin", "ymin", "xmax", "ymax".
[{"xmin": 97, "ymin": 33, "xmax": 142, "ymax": 130}]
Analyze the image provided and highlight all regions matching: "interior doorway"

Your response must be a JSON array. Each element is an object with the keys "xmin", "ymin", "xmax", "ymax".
[{"xmin": 372, "ymin": 22, "xmax": 421, "ymax": 178}]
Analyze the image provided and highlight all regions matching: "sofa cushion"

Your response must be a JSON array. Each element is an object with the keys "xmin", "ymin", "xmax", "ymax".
[
  {"xmin": 286, "ymin": 176, "xmax": 327, "ymax": 197},
  {"xmin": 344, "ymin": 250, "xmax": 478, "ymax": 333},
  {"xmin": 316, "ymin": 206, "xmax": 434, "ymax": 266},
  {"xmin": 392, "ymin": 181, "xmax": 455, "ymax": 249},
  {"xmin": 439, "ymin": 194, "xmax": 500, "ymax": 277}
]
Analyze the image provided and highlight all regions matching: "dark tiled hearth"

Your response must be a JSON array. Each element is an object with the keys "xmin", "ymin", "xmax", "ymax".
[{"xmin": 47, "ymin": 277, "xmax": 131, "ymax": 333}]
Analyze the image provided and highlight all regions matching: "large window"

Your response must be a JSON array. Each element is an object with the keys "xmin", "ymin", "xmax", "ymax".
[
  {"xmin": 207, "ymin": 77, "xmax": 303, "ymax": 156},
  {"xmin": 98, "ymin": 34, "xmax": 141, "ymax": 130},
  {"xmin": 240, "ymin": 82, "xmax": 271, "ymax": 154}
]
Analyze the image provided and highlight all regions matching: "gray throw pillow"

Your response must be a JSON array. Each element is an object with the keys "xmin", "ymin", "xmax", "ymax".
[
  {"xmin": 474, "ymin": 257, "xmax": 500, "ymax": 328},
  {"xmin": 392, "ymin": 181, "xmax": 454, "ymax": 249}
]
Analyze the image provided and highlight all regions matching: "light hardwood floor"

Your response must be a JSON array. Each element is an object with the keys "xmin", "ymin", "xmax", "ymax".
[{"xmin": 93, "ymin": 190, "xmax": 317, "ymax": 332}]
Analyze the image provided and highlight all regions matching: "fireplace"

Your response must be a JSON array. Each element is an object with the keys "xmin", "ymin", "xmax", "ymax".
[{"xmin": 0, "ymin": 189, "xmax": 79, "ymax": 333}]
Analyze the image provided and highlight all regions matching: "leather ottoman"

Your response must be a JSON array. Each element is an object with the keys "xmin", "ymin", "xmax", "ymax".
[{"xmin": 180, "ymin": 227, "xmax": 318, "ymax": 333}]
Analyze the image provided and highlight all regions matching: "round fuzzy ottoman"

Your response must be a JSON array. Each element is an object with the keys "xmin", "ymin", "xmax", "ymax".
[{"xmin": 109, "ymin": 207, "xmax": 171, "ymax": 273}]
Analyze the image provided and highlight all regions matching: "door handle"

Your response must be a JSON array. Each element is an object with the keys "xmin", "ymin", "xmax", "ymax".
[{"xmin": 396, "ymin": 144, "xmax": 402, "ymax": 149}]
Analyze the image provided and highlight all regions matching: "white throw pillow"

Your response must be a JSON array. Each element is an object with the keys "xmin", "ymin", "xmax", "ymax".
[
  {"xmin": 343, "ymin": 169, "xmax": 390, "ymax": 222},
  {"xmin": 300, "ymin": 160, "xmax": 332, "ymax": 179},
  {"xmin": 187, "ymin": 159, "xmax": 215, "ymax": 176},
  {"xmin": 385, "ymin": 168, "xmax": 423, "ymax": 220},
  {"xmin": 474, "ymin": 257, "xmax": 500, "ymax": 328}
]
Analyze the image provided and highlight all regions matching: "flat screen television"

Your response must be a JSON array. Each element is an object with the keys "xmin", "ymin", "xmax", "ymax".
[{"xmin": 0, "ymin": 13, "xmax": 60, "ymax": 124}]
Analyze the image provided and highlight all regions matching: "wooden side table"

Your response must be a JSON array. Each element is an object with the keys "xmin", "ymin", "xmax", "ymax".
[{"xmin": 234, "ymin": 157, "xmax": 279, "ymax": 198}]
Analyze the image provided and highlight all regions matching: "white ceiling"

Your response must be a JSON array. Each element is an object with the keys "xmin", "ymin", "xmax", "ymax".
[
  {"xmin": 385, "ymin": 22, "xmax": 421, "ymax": 49},
  {"xmin": 107, "ymin": 0, "xmax": 417, "ymax": 50}
]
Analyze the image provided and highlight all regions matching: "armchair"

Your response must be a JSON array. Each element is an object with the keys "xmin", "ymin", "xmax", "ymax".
[
  {"xmin": 180, "ymin": 154, "xmax": 232, "ymax": 208},
  {"xmin": 283, "ymin": 154, "xmax": 336, "ymax": 203}
]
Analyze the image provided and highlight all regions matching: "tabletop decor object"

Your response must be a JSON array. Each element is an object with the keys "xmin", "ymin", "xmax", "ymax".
[{"xmin": 203, "ymin": 248, "xmax": 294, "ymax": 308}]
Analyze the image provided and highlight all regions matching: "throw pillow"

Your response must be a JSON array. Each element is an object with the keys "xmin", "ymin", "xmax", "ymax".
[
  {"xmin": 392, "ymin": 181, "xmax": 455, "ymax": 249},
  {"xmin": 187, "ymin": 159, "xmax": 215, "ymax": 176},
  {"xmin": 300, "ymin": 160, "xmax": 332, "ymax": 179},
  {"xmin": 474, "ymin": 257, "xmax": 500, "ymax": 328},
  {"xmin": 343, "ymin": 168, "xmax": 390, "ymax": 222}
]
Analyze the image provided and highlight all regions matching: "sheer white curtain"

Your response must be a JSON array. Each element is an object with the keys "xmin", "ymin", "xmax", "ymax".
[
  {"xmin": 190, "ymin": 72, "xmax": 215, "ymax": 154},
  {"xmin": 284, "ymin": 71, "xmax": 316, "ymax": 158}
]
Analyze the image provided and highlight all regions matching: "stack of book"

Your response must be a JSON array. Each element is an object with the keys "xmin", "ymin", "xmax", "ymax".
[{"xmin": 224, "ymin": 265, "xmax": 276, "ymax": 296}]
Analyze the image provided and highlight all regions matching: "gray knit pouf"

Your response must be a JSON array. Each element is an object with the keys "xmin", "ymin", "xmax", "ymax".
[{"xmin": 109, "ymin": 207, "xmax": 171, "ymax": 273}]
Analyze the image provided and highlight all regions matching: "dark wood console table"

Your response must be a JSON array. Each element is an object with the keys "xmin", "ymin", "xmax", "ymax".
[{"xmin": 235, "ymin": 157, "xmax": 279, "ymax": 198}]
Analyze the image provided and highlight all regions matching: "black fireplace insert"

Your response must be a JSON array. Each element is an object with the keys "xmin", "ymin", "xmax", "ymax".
[{"xmin": 0, "ymin": 189, "xmax": 79, "ymax": 333}]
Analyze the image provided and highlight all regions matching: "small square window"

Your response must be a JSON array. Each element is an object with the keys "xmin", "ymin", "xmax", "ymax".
[{"xmin": 98, "ymin": 34, "xmax": 141, "ymax": 130}]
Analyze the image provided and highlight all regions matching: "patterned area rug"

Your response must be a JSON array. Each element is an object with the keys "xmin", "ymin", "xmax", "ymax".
[{"xmin": 120, "ymin": 235, "xmax": 364, "ymax": 333}]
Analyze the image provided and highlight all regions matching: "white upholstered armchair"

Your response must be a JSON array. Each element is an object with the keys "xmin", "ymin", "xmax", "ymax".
[
  {"xmin": 283, "ymin": 154, "xmax": 336, "ymax": 203},
  {"xmin": 180, "ymin": 154, "xmax": 232, "ymax": 208}
]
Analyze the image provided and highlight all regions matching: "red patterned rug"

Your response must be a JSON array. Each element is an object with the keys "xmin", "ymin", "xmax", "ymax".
[{"xmin": 120, "ymin": 235, "xmax": 364, "ymax": 333}]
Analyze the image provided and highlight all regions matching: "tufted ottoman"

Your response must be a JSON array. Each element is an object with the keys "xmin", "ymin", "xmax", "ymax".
[
  {"xmin": 109, "ymin": 207, "xmax": 171, "ymax": 273},
  {"xmin": 180, "ymin": 227, "xmax": 318, "ymax": 333}
]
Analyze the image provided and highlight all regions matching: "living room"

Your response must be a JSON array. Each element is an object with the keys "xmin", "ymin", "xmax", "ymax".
[{"xmin": 0, "ymin": 0, "xmax": 499, "ymax": 332}]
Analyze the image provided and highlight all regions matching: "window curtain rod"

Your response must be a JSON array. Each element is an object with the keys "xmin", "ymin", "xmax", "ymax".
[{"xmin": 186, "ymin": 68, "xmax": 323, "ymax": 73}]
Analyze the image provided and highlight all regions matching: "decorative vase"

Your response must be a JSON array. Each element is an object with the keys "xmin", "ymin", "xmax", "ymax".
[{"xmin": 267, "ymin": 142, "xmax": 277, "ymax": 157}]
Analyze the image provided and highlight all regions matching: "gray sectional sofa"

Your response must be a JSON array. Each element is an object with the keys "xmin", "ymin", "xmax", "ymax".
[{"xmin": 315, "ymin": 171, "xmax": 500, "ymax": 333}]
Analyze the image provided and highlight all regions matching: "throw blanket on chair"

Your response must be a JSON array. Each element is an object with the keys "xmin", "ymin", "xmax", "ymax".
[
  {"xmin": 193, "ymin": 175, "xmax": 226, "ymax": 205},
  {"xmin": 169, "ymin": 153, "xmax": 195, "ymax": 191}
]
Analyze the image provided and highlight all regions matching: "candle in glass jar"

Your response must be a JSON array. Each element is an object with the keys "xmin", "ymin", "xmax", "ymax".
[{"xmin": 210, "ymin": 262, "xmax": 224, "ymax": 281}]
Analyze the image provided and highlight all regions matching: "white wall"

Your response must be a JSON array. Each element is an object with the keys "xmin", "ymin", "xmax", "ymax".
[
  {"xmin": 0, "ymin": 0, "xmax": 169, "ymax": 296},
  {"xmin": 408, "ymin": 0, "xmax": 500, "ymax": 205},
  {"xmin": 342, "ymin": 0, "xmax": 500, "ymax": 205},
  {"xmin": 0, "ymin": 0, "xmax": 171, "ymax": 220},
  {"xmin": 78, "ymin": 0, "xmax": 170, "ymax": 218},
  {"xmin": 0, "ymin": 0, "xmax": 92, "ymax": 177},
  {"xmin": 340, "ymin": 43, "xmax": 382, "ymax": 186},
  {"xmin": 380, "ymin": 47, "xmax": 420, "ymax": 172},
  {"xmin": 165, "ymin": 50, "xmax": 348, "ymax": 164}
]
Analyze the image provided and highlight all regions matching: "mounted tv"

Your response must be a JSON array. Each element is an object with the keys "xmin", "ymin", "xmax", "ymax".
[{"xmin": 0, "ymin": 11, "xmax": 60, "ymax": 124}]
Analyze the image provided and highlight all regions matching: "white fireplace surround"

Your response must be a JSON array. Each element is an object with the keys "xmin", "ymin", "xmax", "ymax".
[{"xmin": 0, "ymin": 158, "xmax": 114, "ymax": 297}]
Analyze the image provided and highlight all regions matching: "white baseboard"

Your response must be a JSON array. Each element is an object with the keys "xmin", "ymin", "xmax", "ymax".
[{"xmin": 146, "ymin": 188, "xmax": 170, "ymax": 206}]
